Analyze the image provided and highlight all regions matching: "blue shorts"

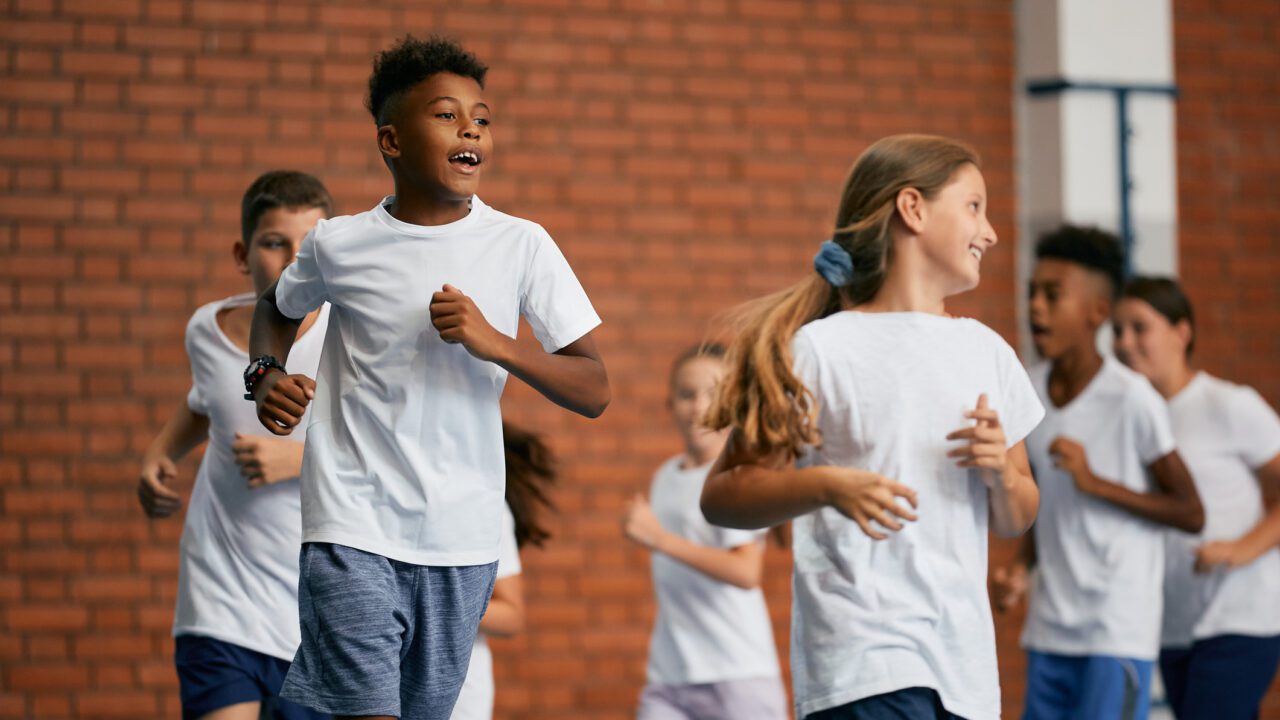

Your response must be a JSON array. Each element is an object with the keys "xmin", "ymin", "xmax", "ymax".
[
  {"xmin": 805, "ymin": 687, "xmax": 964, "ymax": 720},
  {"xmin": 1160, "ymin": 634, "xmax": 1280, "ymax": 720},
  {"xmin": 280, "ymin": 543, "xmax": 497, "ymax": 720},
  {"xmin": 1023, "ymin": 651, "xmax": 1153, "ymax": 720},
  {"xmin": 174, "ymin": 635, "xmax": 328, "ymax": 720}
]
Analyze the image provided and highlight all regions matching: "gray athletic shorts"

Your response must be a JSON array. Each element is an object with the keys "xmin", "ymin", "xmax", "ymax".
[
  {"xmin": 280, "ymin": 543, "xmax": 497, "ymax": 720},
  {"xmin": 638, "ymin": 676, "xmax": 790, "ymax": 720}
]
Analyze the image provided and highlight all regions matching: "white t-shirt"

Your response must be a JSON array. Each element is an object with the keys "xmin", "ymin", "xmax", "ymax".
[
  {"xmin": 451, "ymin": 507, "xmax": 521, "ymax": 720},
  {"xmin": 1021, "ymin": 356, "xmax": 1177, "ymax": 660},
  {"xmin": 275, "ymin": 196, "xmax": 600, "ymax": 566},
  {"xmin": 174, "ymin": 294, "xmax": 329, "ymax": 661},
  {"xmin": 789, "ymin": 312, "xmax": 1044, "ymax": 720},
  {"xmin": 1161, "ymin": 372, "xmax": 1280, "ymax": 647},
  {"xmin": 646, "ymin": 456, "xmax": 781, "ymax": 686}
]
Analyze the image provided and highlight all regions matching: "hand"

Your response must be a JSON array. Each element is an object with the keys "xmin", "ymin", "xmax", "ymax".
[
  {"xmin": 429, "ymin": 284, "xmax": 510, "ymax": 363},
  {"xmin": 1048, "ymin": 437, "xmax": 1099, "ymax": 495},
  {"xmin": 946, "ymin": 394, "xmax": 1009, "ymax": 487},
  {"xmin": 822, "ymin": 467, "xmax": 918, "ymax": 540},
  {"xmin": 232, "ymin": 433, "xmax": 305, "ymax": 489},
  {"xmin": 991, "ymin": 562, "xmax": 1028, "ymax": 612},
  {"xmin": 137, "ymin": 454, "xmax": 183, "ymax": 518},
  {"xmin": 1195, "ymin": 540, "xmax": 1251, "ymax": 573},
  {"xmin": 622, "ymin": 494, "xmax": 666, "ymax": 550},
  {"xmin": 254, "ymin": 372, "xmax": 315, "ymax": 436}
]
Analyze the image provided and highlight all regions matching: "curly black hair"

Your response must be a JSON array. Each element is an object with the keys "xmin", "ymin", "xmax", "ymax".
[
  {"xmin": 366, "ymin": 34, "xmax": 488, "ymax": 126},
  {"xmin": 1035, "ymin": 224, "xmax": 1126, "ymax": 299}
]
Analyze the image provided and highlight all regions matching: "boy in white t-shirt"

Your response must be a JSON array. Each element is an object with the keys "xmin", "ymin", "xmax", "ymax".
[
  {"xmin": 136, "ymin": 170, "xmax": 333, "ymax": 720},
  {"xmin": 243, "ymin": 37, "xmax": 609, "ymax": 720},
  {"xmin": 992, "ymin": 226, "xmax": 1205, "ymax": 720},
  {"xmin": 622, "ymin": 345, "xmax": 787, "ymax": 719}
]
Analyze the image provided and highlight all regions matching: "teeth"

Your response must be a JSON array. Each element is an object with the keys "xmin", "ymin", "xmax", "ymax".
[
  {"xmin": 451, "ymin": 151, "xmax": 479, "ymax": 163},
  {"xmin": 969, "ymin": 247, "xmax": 982, "ymax": 260}
]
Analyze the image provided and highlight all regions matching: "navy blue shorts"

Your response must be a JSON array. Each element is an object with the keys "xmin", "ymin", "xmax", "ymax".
[
  {"xmin": 1023, "ymin": 651, "xmax": 1153, "ymax": 720},
  {"xmin": 1160, "ymin": 634, "xmax": 1280, "ymax": 720},
  {"xmin": 280, "ymin": 543, "xmax": 498, "ymax": 720},
  {"xmin": 806, "ymin": 687, "xmax": 964, "ymax": 720},
  {"xmin": 174, "ymin": 635, "xmax": 328, "ymax": 720}
]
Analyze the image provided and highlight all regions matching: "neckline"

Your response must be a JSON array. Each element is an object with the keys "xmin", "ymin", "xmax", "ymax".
[
  {"xmin": 1046, "ymin": 355, "xmax": 1111, "ymax": 412},
  {"xmin": 1167, "ymin": 370, "xmax": 1205, "ymax": 406},
  {"xmin": 212, "ymin": 293, "xmax": 325, "ymax": 357},
  {"xmin": 374, "ymin": 195, "xmax": 484, "ymax": 237}
]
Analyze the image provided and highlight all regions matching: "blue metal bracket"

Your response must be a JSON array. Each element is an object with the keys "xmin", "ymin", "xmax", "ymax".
[{"xmin": 1026, "ymin": 78, "xmax": 1179, "ymax": 277}]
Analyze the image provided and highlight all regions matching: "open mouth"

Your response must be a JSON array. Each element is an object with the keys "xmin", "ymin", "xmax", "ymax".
[
  {"xmin": 1029, "ymin": 322, "xmax": 1050, "ymax": 339},
  {"xmin": 968, "ymin": 244, "xmax": 984, "ymax": 262},
  {"xmin": 448, "ymin": 150, "xmax": 482, "ymax": 172}
]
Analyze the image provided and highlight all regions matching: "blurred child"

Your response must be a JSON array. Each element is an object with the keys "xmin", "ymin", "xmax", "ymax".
[
  {"xmin": 451, "ymin": 423, "xmax": 558, "ymax": 720},
  {"xmin": 993, "ymin": 226, "xmax": 1205, "ymax": 720},
  {"xmin": 622, "ymin": 344, "xmax": 787, "ymax": 720},
  {"xmin": 701, "ymin": 135, "xmax": 1044, "ymax": 720},
  {"xmin": 1115, "ymin": 276, "xmax": 1280, "ymax": 720},
  {"xmin": 136, "ymin": 171, "xmax": 333, "ymax": 720}
]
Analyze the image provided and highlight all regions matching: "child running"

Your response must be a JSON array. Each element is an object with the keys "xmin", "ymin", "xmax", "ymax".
[
  {"xmin": 699, "ymin": 134, "xmax": 1045, "ymax": 720},
  {"xmin": 244, "ymin": 36, "xmax": 609, "ymax": 720},
  {"xmin": 992, "ymin": 226, "xmax": 1205, "ymax": 720},
  {"xmin": 451, "ymin": 422, "xmax": 558, "ymax": 720},
  {"xmin": 1114, "ymin": 277, "xmax": 1280, "ymax": 720},
  {"xmin": 136, "ymin": 170, "xmax": 333, "ymax": 720},
  {"xmin": 622, "ymin": 344, "xmax": 787, "ymax": 720}
]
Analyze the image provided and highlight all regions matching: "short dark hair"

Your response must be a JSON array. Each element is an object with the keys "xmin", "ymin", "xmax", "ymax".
[
  {"xmin": 367, "ymin": 35, "xmax": 488, "ymax": 126},
  {"xmin": 1121, "ymin": 276, "xmax": 1196, "ymax": 357},
  {"xmin": 240, "ymin": 170, "xmax": 333, "ymax": 244},
  {"xmin": 1035, "ymin": 224, "xmax": 1126, "ymax": 299}
]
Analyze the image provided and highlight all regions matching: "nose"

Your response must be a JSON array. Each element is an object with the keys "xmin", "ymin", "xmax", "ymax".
[
  {"xmin": 984, "ymin": 216, "xmax": 998, "ymax": 247},
  {"xmin": 460, "ymin": 117, "xmax": 481, "ymax": 140}
]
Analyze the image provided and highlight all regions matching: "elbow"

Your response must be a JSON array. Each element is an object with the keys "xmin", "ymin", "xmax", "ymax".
[
  {"xmin": 733, "ymin": 567, "xmax": 763, "ymax": 591},
  {"xmin": 1181, "ymin": 502, "xmax": 1206, "ymax": 534},
  {"xmin": 577, "ymin": 379, "xmax": 611, "ymax": 419}
]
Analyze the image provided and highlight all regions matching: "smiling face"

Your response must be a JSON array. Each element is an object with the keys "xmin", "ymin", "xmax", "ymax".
[
  {"xmin": 1113, "ymin": 297, "xmax": 1191, "ymax": 385},
  {"xmin": 669, "ymin": 355, "xmax": 729, "ymax": 463},
  {"xmin": 914, "ymin": 163, "xmax": 998, "ymax": 296},
  {"xmin": 234, "ymin": 206, "xmax": 328, "ymax": 295},
  {"xmin": 379, "ymin": 72, "xmax": 493, "ymax": 203}
]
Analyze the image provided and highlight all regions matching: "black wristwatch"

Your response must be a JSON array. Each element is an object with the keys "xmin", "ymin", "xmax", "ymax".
[{"xmin": 243, "ymin": 355, "xmax": 286, "ymax": 400}]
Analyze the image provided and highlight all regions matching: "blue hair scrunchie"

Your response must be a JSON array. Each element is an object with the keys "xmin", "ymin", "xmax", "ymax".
[{"xmin": 814, "ymin": 240, "xmax": 854, "ymax": 287}]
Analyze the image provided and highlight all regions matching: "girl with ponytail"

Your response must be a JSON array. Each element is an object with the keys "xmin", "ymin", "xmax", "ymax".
[{"xmin": 700, "ymin": 135, "xmax": 1044, "ymax": 720}]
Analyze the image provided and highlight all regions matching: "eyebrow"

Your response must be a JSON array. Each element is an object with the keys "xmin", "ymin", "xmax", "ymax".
[{"xmin": 427, "ymin": 96, "xmax": 490, "ymax": 112}]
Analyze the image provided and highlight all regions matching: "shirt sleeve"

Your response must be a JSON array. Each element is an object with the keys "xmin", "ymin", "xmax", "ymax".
[
  {"xmin": 496, "ymin": 506, "xmax": 523, "ymax": 580},
  {"xmin": 709, "ymin": 524, "xmax": 768, "ymax": 549},
  {"xmin": 790, "ymin": 329, "xmax": 822, "ymax": 466},
  {"xmin": 519, "ymin": 228, "xmax": 602, "ymax": 353},
  {"xmin": 275, "ymin": 228, "xmax": 328, "ymax": 320},
  {"xmin": 1230, "ymin": 386, "xmax": 1280, "ymax": 469},
  {"xmin": 183, "ymin": 311, "xmax": 210, "ymax": 416},
  {"xmin": 1129, "ymin": 379, "xmax": 1177, "ymax": 465},
  {"xmin": 996, "ymin": 340, "xmax": 1045, "ymax": 447}
]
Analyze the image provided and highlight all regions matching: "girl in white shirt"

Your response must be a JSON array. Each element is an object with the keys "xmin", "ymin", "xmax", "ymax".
[
  {"xmin": 136, "ymin": 171, "xmax": 333, "ymax": 720},
  {"xmin": 700, "ymin": 134, "xmax": 1044, "ymax": 720},
  {"xmin": 1114, "ymin": 276, "xmax": 1280, "ymax": 720},
  {"xmin": 622, "ymin": 344, "xmax": 787, "ymax": 720}
]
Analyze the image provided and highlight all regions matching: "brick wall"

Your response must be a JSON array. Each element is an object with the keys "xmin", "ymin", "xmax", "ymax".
[{"xmin": 0, "ymin": 0, "xmax": 1275, "ymax": 718}]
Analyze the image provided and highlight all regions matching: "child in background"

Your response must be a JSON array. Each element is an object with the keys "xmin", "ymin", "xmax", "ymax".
[
  {"xmin": 245, "ymin": 36, "xmax": 609, "ymax": 720},
  {"xmin": 992, "ymin": 226, "xmax": 1205, "ymax": 720},
  {"xmin": 1114, "ymin": 276, "xmax": 1280, "ymax": 720},
  {"xmin": 451, "ymin": 423, "xmax": 558, "ymax": 720},
  {"xmin": 700, "ymin": 134, "xmax": 1044, "ymax": 720},
  {"xmin": 622, "ymin": 344, "xmax": 787, "ymax": 720},
  {"xmin": 136, "ymin": 171, "xmax": 333, "ymax": 720}
]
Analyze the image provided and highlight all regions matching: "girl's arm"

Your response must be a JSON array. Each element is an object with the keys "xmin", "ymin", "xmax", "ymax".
[
  {"xmin": 137, "ymin": 401, "xmax": 211, "ymax": 518},
  {"xmin": 1053, "ymin": 441, "xmax": 1205, "ymax": 533},
  {"xmin": 945, "ymin": 395, "xmax": 1039, "ymax": 538},
  {"xmin": 700, "ymin": 429, "xmax": 918, "ymax": 539},
  {"xmin": 428, "ymin": 285, "xmax": 609, "ymax": 418},
  {"xmin": 622, "ymin": 494, "xmax": 765, "ymax": 590},
  {"xmin": 477, "ymin": 575, "xmax": 524, "ymax": 638},
  {"xmin": 1196, "ymin": 453, "xmax": 1280, "ymax": 570}
]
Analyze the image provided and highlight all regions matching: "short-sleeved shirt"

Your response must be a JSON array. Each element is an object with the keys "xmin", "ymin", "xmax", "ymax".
[
  {"xmin": 175, "ymin": 293, "xmax": 329, "ymax": 660},
  {"xmin": 451, "ymin": 507, "xmax": 521, "ymax": 720},
  {"xmin": 790, "ymin": 312, "xmax": 1044, "ymax": 720},
  {"xmin": 1161, "ymin": 372, "xmax": 1280, "ymax": 647},
  {"xmin": 275, "ymin": 196, "xmax": 600, "ymax": 566},
  {"xmin": 646, "ymin": 456, "xmax": 781, "ymax": 686},
  {"xmin": 1021, "ymin": 356, "xmax": 1177, "ymax": 660}
]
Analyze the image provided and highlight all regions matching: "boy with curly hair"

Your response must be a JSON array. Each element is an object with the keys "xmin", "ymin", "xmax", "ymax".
[{"xmin": 244, "ymin": 36, "xmax": 609, "ymax": 719}]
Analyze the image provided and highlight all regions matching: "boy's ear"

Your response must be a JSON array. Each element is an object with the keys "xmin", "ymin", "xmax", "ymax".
[
  {"xmin": 1088, "ymin": 293, "xmax": 1113, "ymax": 329},
  {"xmin": 895, "ymin": 187, "xmax": 927, "ymax": 234},
  {"xmin": 232, "ymin": 240, "xmax": 251, "ymax": 276},
  {"xmin": 377, "ymin": 124, "xmax": 400, "ymax": 160}
]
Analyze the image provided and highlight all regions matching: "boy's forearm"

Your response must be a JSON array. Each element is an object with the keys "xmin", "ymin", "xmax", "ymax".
[
  {"xmin": 146, "ymin": 402, "xmax": 210, "ymax": 462},
  {"xmin": 652, "ymin": 532, "xmax": 763, "ymax": 589},
  {"xmin": 494, "ymin": 338, "xmax": 610, "ymax": 418},
  {"xmin": 248, "ymin": 281, "xmax": 302, "ymax": 363},
  {"xmin": 1083, "ymin": 469, "xmax": 1204, "ymax": 533}
]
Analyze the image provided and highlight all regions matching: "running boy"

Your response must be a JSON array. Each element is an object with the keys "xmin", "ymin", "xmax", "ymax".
[
  {"xmin": 993, "ymin": 225, "xmax": 1204, "ymax": 720},
  {"xmin": 137, "ymin": 170, "xmax": 333, "ymax": 720},
  {"xmin": 243, "ymin": 36, "xmax": 609, "ymax": 720}
]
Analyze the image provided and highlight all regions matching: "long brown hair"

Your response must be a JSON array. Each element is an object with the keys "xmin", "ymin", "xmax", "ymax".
[
  {"xmin": 502, "ymin": 422, "xmax": 558, "ymax": 549},
  {"xmin": 705, "ymin": 134, "xmax": 980, "ymax": 457}
]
